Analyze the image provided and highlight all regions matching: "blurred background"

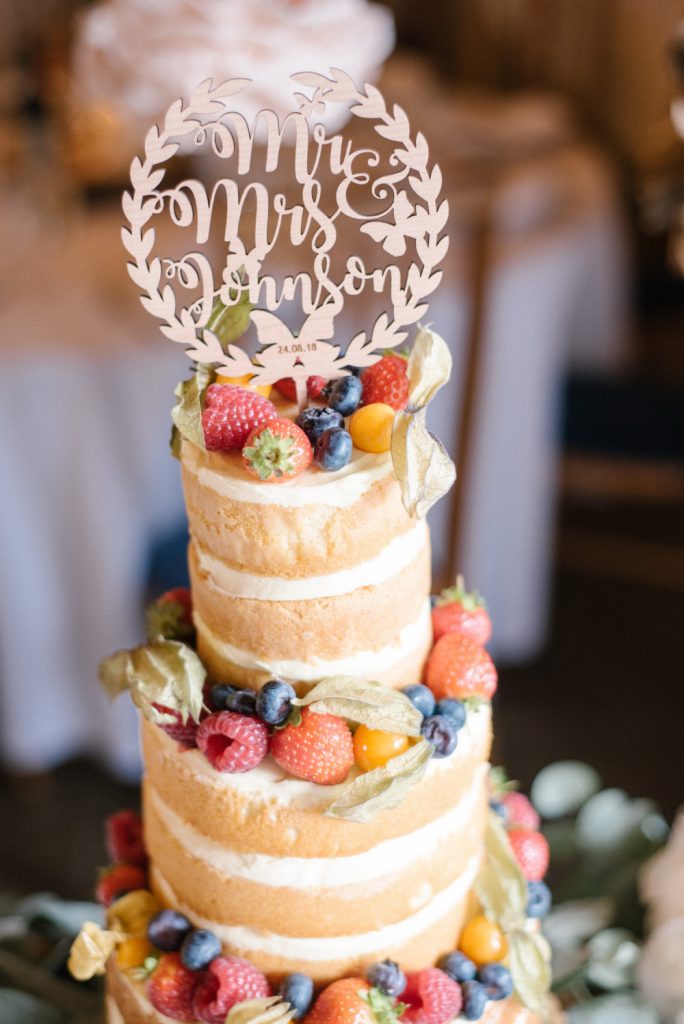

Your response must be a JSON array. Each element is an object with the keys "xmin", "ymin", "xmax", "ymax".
[{"xmin": 0, "ymin": 0, "xmax": 683, "ymax": 903}]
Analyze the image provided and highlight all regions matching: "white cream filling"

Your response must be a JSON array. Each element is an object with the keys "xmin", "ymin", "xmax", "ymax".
[
  {"xmin": 148, "ymin": 762, "xmax": 486, "ymax": 889},
  {"xmin": 194, "ymin": 600, "xmax": 431, "ymax": 680},
  {"xmin": 184, "ymin": 443, "xmax": 394, "ymax": 508},
  {"xmin": 153, "ymin": 704, "xmax": 492, "ymax": 811},
  {"xmin": 151, "ymin": 853, "xmax": 480, "ymax": 962},
  {"xmin": 196, "ymin": 520, "xmax": 428, "ymax": 601}
]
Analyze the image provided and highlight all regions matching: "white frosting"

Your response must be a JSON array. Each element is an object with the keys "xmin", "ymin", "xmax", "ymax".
[
  {"xmin": 152, "ymin": 853, "xmax": 480, "ymax": 961},
  {"xmin": 148, "ymin": 761, "xmax": 486, "ymax": 888},
  {"xmin": 194, "ymin": 600, "xmax": 431, "ymax": 680},
  {"xmin": 154, "ymin": 704, "xmax": 492, "ymax": 811},
  {"xmin": 186, "ymin": 444, "xmax": 395, "ymax": 509},
  {"xmin": 196, "ymin": 520, "xmax": 428, "ymax": 601}
]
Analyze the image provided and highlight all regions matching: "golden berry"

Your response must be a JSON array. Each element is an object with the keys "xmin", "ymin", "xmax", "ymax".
[
  {"xmin": 216, "ymin": 373, "xmax": 271, "ymax": 399},
  {"xmin": 349, "ymin": 403, "xmax": 395, "ymax": 453},
  {"xmin": 116, "ymin": 936, "xmax": 154, "ymax": 970},
  {"xmin": 353, "ymin": 725, "xmax": 410, "ymax": 771},
  {"xmin": 459, "ymin": 915, "xmax": 508, "ymax": 966},
  {"xmin": 107, "ymin": 890, "xmax": 161, "ymax": 936}
]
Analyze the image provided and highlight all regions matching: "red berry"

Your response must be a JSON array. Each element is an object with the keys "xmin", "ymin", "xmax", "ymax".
[
  {"xmin": 95, "ymin": 863, "xmax": 147, "ymax": 907},
  {"xmin": 502, "ymin": 792, "xmax": 540, "ymax": 831},
  {"xmin": 158, "ymin": 588, "xmax": 193, "ymax": 622},
  {"xmin": 425, "ymin": 633, "xmax": 497, "ymax": 702},
  {"xmin": 193, "ymin": 956, "xmax": 270, "ymax": 1023},
  {"xmin": 402, "ymin": 967, "xmax": 463, "ymax": 1024},
  {"xmin": 431, "ymin": 579, "xmax": 491, "ymax": 647},
  {"xmin": 242, "ymin": 417, "xmax": 313, "ymax": 482},
  {"xmin": 361, "ymin": 355, "xmax": 409, "ymax": 411},
  {"xmin": 196, "ymin": 712, "xmax": 268, "ymax": 773},
  {"xmin": 153, "ymin": 704, "xmax": 200, "ymax": 750},
  {"xmin": 508, "ymin": 828, "xmax": 549, "ymax": 881},
  {"xmin": 274, "ymin": 376, "xmax": 327, "ymax": 402},
  {"xmin": 147, "ymin": 952, "xmax": 202, "ymax": 1021},
  {"xmin": 105, "ymin": 810, "xmax": 146, "ymax": 866},
  {"xmin": 270, "ymin": 707, "xmax": 354, "ymax": 785},
  {"xmin": 202, "ymin": 384, "xmax": 276, "ymax": 452},
  {"xmin": 304, "ymin": 978, "xmax": 374, "ymax": 1024}
]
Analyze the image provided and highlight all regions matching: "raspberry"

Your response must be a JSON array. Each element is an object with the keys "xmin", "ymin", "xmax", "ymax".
[
  {"xmin": 193, "ymin": 956, "xmax": 270, "ymax": 1023},
  {"xmin": 425, "ymin": 633, "xmax": 498, "ymax": 702},
  {"xmin": 270, "ymin": 707, "xmax": 355, "ymax": 785},
  {"xmin": 147, "ymin": 952, "xmax": 202, "ymax": 1021},
  {"xmin": 201, "ymin": 384, "xmax": 276, "ymax": 452},
  {"xmin": 274, "ymin": 376, "xmax": 327, "ymax": 402},
  {"xmin": 95, "ymin": 863, "xmax": 147, "ymax": 907},
  {"xmin": 196, "ymin": 712, "xmax": 268, "ymax": 773},
  {"xmin": 242, "ymin": 417, "xmax": 313, "ymax": 482},
  {"xmin": 502, "ymin": 791, "xmax": 540, "ymax": 831},
  {"xmin": 402, "ymin": 967, "xmax": 463, "ymax": 1024},
  {"xmin": 105, "ymin": 810, "xmax": 146, "ymax": 866},
  {"xmin": 361, "ymin": 354, "xmax": 409, "ymax": 411},
  {"xmin": 508, "ymin": 828, "xmax": 550, "ymax": 882},
  {"xmin": 153, "ymin": 704, "xmax": 200, "ymax": 750}
]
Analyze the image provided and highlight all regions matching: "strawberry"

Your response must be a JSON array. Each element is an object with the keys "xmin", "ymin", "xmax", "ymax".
[
  {"xmin": 153, "ymin": 704, "xmax": 200, "ymax": 750},
  {"xmin": 242, "ymin": 417, "xmax": 313, "ymax": 482},
  {"xmin": 105, "ymin": 810, "xmax": 146, "ymax": 866},
  {"xmin": 425, "ymin": 633, "xmax": 497, "ymax": 702},
  {"xmin": 95, "ymin": 863, "xmax": 147, "ymax": 907},
  {"xmin": 304, "ymin": 977, "xmax": 374, "ymax": 1024},
  {"xmin": 196, "ymin": 712, "xmax": 268, "ymax": 773},
  {"xmin": 361, "ymin": 354, "xmax": 409, "ymax": 411},
  {"xmin": 401, "ymin": 968, "xmax": 463, "ymax": 1024},
  {"xmin": 147, "ymin": 952, "xmax": 202, "ymax": 1021},
  {"xmin": 146, "ymin": 587, "xmax": 194, "ymax": 642},
  {"xmin": 431, "ymin": 577, "xmax": 491, "ymax": 647},
  {"xmin": 507, "ymin": 828, "xmax": 549, "ymax": 882},
  {"xmin": 202, "ymin": 384, "xmax": 276, "ymax": 452},
  {"xmin": 270, "ymin": 707, "xmax": 354, "ymax": 785},
  {"xmin": 274, "ymin": 376, "xmax": 327, "ymax": 402},
  {"xmin": 502, "ymin": 791, "xmax": 540, "ymax": 831},
  {"xmin": 193, "ymin": 956, "xmax": 270, "ymax": 1023}
]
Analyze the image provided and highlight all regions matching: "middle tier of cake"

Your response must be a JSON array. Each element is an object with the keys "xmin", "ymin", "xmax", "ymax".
[
  {"xmin": 181, "ymin": 440, "xmax": 433, "ymax": 691},
  {"xmin": 141, "ymin": 704, "xmax": 493, "ymax": 983}
]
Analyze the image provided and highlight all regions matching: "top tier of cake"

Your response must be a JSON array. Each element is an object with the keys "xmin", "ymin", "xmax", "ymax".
[{"xmin": 181, "ymin": 438, "xmax": 433, "ymax": 692}]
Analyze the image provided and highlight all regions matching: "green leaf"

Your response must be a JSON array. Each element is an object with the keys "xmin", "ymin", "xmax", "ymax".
[
  {"xmin": 225, "ymin": 996, "xmax": 295, "ymax": 1023},
  {"xmin": 99, "ymin": 640, "xmax": 205, "ymax": 725},
  {"xmin": 326, "ymin": 739, "xmax": 433, "ymax": 823},
  {"xmin": 507, "ymin": 928, "xmax": 552, "ymax": 1014},
  {"xmin": 531, "ymin": 761, "xmax": 601, "ymax": 820},
  {"xmin": 362, "ymin": 986, "xmax": 407, "ymax": 1023},
  {"xmin": 170, "ymin": 362, "xmax": 214, "ymax": 458},
  {"xmin": 0, "ymin": 989, "xmax": 64, "ymax": 1024},
  {"xmin": 205, "ymin": 293, "xmax": 252, "ymax": 348},
  {"xmin": 294, "ymin": 677, "xmax": 422, "ymax": 737},
  {"xmin": 475, "ymin": 811, "xmax": 528, "ymax": 928}
]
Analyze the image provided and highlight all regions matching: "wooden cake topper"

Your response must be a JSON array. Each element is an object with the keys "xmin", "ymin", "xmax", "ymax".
[{"xmin": 122, "ymin": 70, "xmax": 448, "ymax": 386}]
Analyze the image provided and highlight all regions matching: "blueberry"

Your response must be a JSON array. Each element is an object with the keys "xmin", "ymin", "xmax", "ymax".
[
  {"xmin": 279, "ymin": 972, "xmax": 314, "ymax": 1019},
  {"xmin": 421, "ymin": 714, "xmax": 458, "ymax": 757},
  {"xmin": 226, "ymin": 688, "xmax": 257, "ymax": 716},
  {"xmin": 147, "ymin": 909, "xmax": 192, "ymax": 952},
  {"xmin": 478, "ymin": 963, "xmax": 513, "ymax": 1001},
  {"xmin": 462, "ymin": 980, "xmax": 488, "ymax": 1020},
  {"xmin": 437, "ymin": 950, "xmax": 476, "ymax": 983},
  {"xmin": 209, "ymin": 684, "xmax": 236, "ymax": 711},
  {"xmin": 366, "ymin": 958, "xmax": 406, "ymax": 997},
  {"xmin": 401, "ymin": 684, "xmax": 435, "ymax": 719},
  {"xmin": 489, "ymin": 799, "xmax": 507, "ymax": 820},
  {"xmin": 327, "ymin": 375, "xmax": 362, "ymax": 416},
  {"xmin": 526, "ymin": 880, "xmax": 552, "ymax": 918},
  {"xmin": 179, "ymin": 928, "xmax": 221, "ymax": 970},
  {"xmin": 314, "ymin": 428, "xmax": 353, "ymax": 471},
  {"xmin": 435, "ymin": 698, "xmax": 466, "ymax": 730},
  {"xmin": 256, "ymin": 679, "xmax": 296, "ymax": 726},
  {"xmin": 296, "ymin": 406, "xmax": 344, "ymax": 445}
]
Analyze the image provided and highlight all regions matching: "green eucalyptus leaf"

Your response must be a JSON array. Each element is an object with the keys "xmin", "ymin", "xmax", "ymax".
[
  {"xmin": 531, "ymin": 761, "xmax": 601, "ymax": 820},
  {"xmin": 543, "ymin": 898, "xmax": 615, "ymax": 952},
  {"xmin": 0, "ymin": 989, "xmax": 64, "ymax": 1024},
  {"xmin": 326, "ymin": 740, "xmax": 433, "ymax": 823},
  {"xmin": 99, "ymin": 640, "xmax": 205, "ymax": 725},
  {"xmin": 170, "ymin": 362, "xmax": 214, "ymax": 457},
  {"xmin": 294, "ymin": 677, "xmax": 422, "ymax": 737},
  {"xmin": 585, "ymin": 928, "xmax": 641, "ymax": 991},
  {"xmin": 567, "ymin": 993, "xmax": 660, "ymax": 1024},
  {"xmin": 508, "ymin": 928, "xmax": 552, "ymax": 1014},
  {"xmin": 475, "ymin": 811, "xmax": 528, "ymax": 929},
  {"xmin": 576, "ymin": 791, "xmax": 658, "ymax": 854}
]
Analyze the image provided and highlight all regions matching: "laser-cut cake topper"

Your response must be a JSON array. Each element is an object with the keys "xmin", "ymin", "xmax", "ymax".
[{"xmin": 122, "ymin": 70, "xmax": 448, "ymax": 387}]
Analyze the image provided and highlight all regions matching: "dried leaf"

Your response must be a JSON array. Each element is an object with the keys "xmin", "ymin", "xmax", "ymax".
[
  {"xmin": 391, "ymin": 408, "xmax": 456, "ymax": 519},
  {"xmin": 170, "ymin": 363, "xmax": 213, "ymax": 457},
  {"xmin": 204, "ymin": 293, "xmax": 253, "ymax": 347},
  {"xmin": 99, "ymin": 640, "xmax": 206, "ymax": 725},
  {"xmin": 68, "ymin": 922, "xmax": 120, "ymax": 981},
  {"xmin": 327, "ymin": 739, "xmax": 433, "ymax": 823},
  {"xmin": 406, "ymin": 325, "xmax": 452, "ymax": 407},
  {"xmin": 107, "ymin": 891, "xmax": 161, "ymax": 937},
  {"xmin": 226, "ymin": 996, "xmax": 296, "ymax": 1024},
  {"xmin": 294, "ymin": 677, "xmax": 422, "ymax": 737},
  {"xmin": 475, "ymin": 811, "xmax": 528, "ymax": 929},
  {"xmin": 508, "ymin": 928, "xmax": 552, "ymax": 1014}
]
